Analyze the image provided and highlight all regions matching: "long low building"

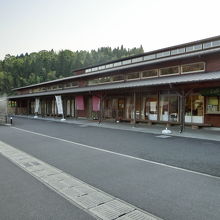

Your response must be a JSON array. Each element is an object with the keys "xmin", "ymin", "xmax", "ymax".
[{"xmin": 9, "ymin": 36, "xmax": 220, "ymax": 127}]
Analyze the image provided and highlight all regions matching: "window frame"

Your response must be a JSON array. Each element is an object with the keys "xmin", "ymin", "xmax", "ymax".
[
  {"xmin": 141, "ymin": 69, "xmax": 158, "ymax": 79},
  {"xmin": 97, "ymin": 76, "xmax": 112, "ymax": 84},
  {"xmin": 112, "ymin": 74, "xmax": 125, "ymax": 82},
  {"xmin": 206, "ymin": 96, "xmax": 220, "ymax": 114},
  {"xmin": 181, "ymin": 62, "xmax": 205, "ymax": 74},
  {"xmin": 159, "ymin": 66, "xmax": 180, "ymax": 77},
  {"xmin": 126, "ymin": 72, "xmax": 140, "ymax": 81}
]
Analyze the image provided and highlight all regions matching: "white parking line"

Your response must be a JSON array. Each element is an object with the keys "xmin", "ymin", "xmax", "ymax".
[
  {"xmin": 0, "ymin": 140, "xmax": 162, "ymax": 220},
  {"xmin": 12, "ymin": 126, "xmax": 220, "ymax": 180}
]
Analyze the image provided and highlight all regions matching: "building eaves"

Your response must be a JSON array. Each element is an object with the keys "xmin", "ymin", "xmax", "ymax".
[
  {"xmin": 8, "ymin": 71, "xmax": 220, "ymax": 99},
  {"xmin": 12, "ymin": 47, "xmax": 220, "ymax": 91}
]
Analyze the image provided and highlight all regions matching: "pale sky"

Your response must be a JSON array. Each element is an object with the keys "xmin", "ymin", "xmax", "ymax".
[{"xmin": 0, "ymin": 0, "xmax": 220, "ymax": 60}]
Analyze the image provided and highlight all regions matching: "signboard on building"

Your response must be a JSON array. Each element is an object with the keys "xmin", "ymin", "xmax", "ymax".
[
  {"xmin": 76, "ymin": 96, "xmax": 84, "ymax": 110},
  {"xmin": 92, "ymin": 96, "xmax": 100, "ymax": 111},
  {"xmin": 55, "ymin": 96, "xmax": 63, "ymax": 115}
]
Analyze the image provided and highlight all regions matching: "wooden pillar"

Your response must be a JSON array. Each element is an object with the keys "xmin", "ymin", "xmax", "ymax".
[
  {"xmin": 131, "ymin": 90, "xmax": 136, "ymax": 125},
  {"xmin": 157, "ymin": 90, "xmax": 160, "ymax": 122},
  {"xmin": 74, "ymin": 97, "xmax": 78, "ymax": 119},
  {"xmin": 179, "ymin": 89, "xmax": 193, "ymax": 132},
  {"xmin": 17, "ymin": 100, "xmax": 20, "ymax": 115},
  {"xmin": 54, "ymin": 97, "xmax": 57, "ymax": 117},
  {"xmin": 62, "ymin": 97, "xmax": 67, "ymax": 118},
  {"xmin": 27, "ymin": 100, "xmax": 30, "ymax": 115},
  {"xmin": 71, "ymin": 98, "xmax": 75, "ymax": 118},
  {"xmin": 99, "ymin": 93, "xmax": 103, "ymax": 124},
  {"xmin": 45, "ymin": 99, "xmax": 47, "ymax": 116},
  {"xmin": 179, "ymin": 91, "xmax": 186, "ymax": 133},
  {"xmin": 15, "ymin": 100, "xmax": 18, "ymax": 115},
  {"xmin": 102, "ymin": 95, "xmax": 105, "ymax": 121}
]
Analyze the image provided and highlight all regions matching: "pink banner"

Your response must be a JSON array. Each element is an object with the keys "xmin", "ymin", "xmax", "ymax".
[
  {"xmin": 76, "ymin": 96, "xmax": 84, "ymax": 110},
  {"xmin": 92, "ymin": 96, "xmax": 100, "ymax": 112}
]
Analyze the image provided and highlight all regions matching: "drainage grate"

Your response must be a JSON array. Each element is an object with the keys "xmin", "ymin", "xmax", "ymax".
[
  {"xmin": 90, "ymin": 199, "xmax": 135, "ymax": 220},
  {"xmin": 117, "ymin": 210, "xmax": 158, "ymax": 220},
  {"xmin": 72, "ymin": 192, "xmax": 113, "ymax": 209}
]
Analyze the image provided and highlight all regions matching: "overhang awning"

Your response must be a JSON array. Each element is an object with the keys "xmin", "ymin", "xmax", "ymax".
[{"xmin": 8, "ymin": 71, "xmax": 220, "ymax": 99}]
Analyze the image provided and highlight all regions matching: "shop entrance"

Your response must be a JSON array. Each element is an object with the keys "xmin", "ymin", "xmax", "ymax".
[
  {"xmin": 159, "ymin": 95, "xmax": 179, "ymax": 122},
  {"xmin": 118, "ymin": 98, "xmax": 125, "ymax": 119},
  {"xmin": 185, "ymin": 94, "xmax": 204, "ymax": 123}
]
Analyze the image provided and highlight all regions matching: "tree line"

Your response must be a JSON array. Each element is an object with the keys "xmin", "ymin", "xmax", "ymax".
[{"xmin": 0, "ymin": 46, "xmax": 144, "ymax": 95}]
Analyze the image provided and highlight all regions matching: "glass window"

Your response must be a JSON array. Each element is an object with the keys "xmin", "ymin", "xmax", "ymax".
[
  {"xmin": 106, "ymin": 63, "xmax": 114, "ymax": 69},
  {"xmin": 144, "ymin": 95, "xmax": 158, "ymax": 121},
  {"xmin": 92, "ymin": 67, "xmax": 98, "ymax": 72},
  {"xmin": 88, "ymin": 78, "xmax": 100, "ymax": 85},
  {"xmin": 186, "ymin": 46, "xmax": 194, "ymax": 52},
  {"xmin": 204, "ymin": 40, "xmax": 220, "ymax": 49},
  {"xmin": 132, "ymin": 57, "xmax": 143, "ymax": 63},
  {"xmin": 159, "ymin": 95, "xmax": 179, "ymax": 122},
  {"xmin": 113, "ymin": 62, "xmax": 121, "ymax": 67},
  {"xmin": 99, "ymin": 76, "xmax": 111, "ymax": 83},
  {"xmin": 98, "ymin": 65, "xmax": 105, "ymax": 70},
  {"xmin": 169, "ymin": 96, "xmax": 179, "ymax": 122},
  {"xmin": 71, "ymin": 81, "xmax": 78, "ymax": 87},
  {"xmin": 159, "ymin": 66, "xmax": 179, "ymax": 76},
  {"xmin": 203, "ymin": 42, "xmax": 212, "ymax": 49},
  {"xmin": 127, "ymin": 72, "xmax": 140, "ymax": 80},
  {"xmin": 194, "ymin": 44, "xmax": 202, "ymax": 50},
  {"xmin": 85, "ymin": 69, "xmax": 92, "ymax": 73},
  {"xmin": 112, "ymin": 75, "xmax": 124, "ymax": 81},
  {"xmin": 186, "ymin": 44, "xmax": 202, "ymax": 52},
  {"xmin": 159, "ymin": 96, "xmax": 169, "ymax": 121},
  {"xmin": 171, "ymin": 48, "xmax": 185, "ymax": 55},
  {"xmin": 156, "ymin": 51, "xmax": 170, "ymax": 58},
  {"xmin": 207, "ymin": 96, "xmax": 220, "ymax": 113},
  {"xmin": 144, "ymin": 54, "xmax": 156, "ymax": 61},
  {"xmin": 185, "ymin": 95, "xmax": 204, "ymax": 123},
  {"xmin": 142, "ymin": 69, "xmax": 158, "ymax": 78},
  {"xmin": 181, "ymin": 62, "xmax": 205, "ymax": 74},
  {"xmin": 192, "ymin": 95, "xmax": 204, "ymax": 123},
  {"xmin": 122, "ymin": 59, "xmax": 131, "ymax": 65},
  {"xmin": 212, "ymin": 40, "xmax": 220, "ymax": 47}
]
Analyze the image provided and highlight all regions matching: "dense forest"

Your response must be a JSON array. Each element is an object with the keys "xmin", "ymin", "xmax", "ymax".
[{"xmin": 0, "ymin": 46, "xmax": 144, "ymax": 95}]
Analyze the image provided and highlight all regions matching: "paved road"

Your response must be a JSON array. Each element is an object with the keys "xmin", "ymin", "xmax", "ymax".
[
  {"xmin": 0, "ymin": 154, "xmax": 94, "ymax": 220},
  {"xmin": 0, "ymin": 118, "xmax": 220, "ymax": 220},
  {"xmin": 8, "ymin": 117, "xmax": 220, "ymax": 176}
]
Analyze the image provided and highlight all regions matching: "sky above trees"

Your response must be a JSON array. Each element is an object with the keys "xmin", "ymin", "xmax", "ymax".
[{"xmin": 1, "ymin": 0, "xmax": 220, "ymax": 60}]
